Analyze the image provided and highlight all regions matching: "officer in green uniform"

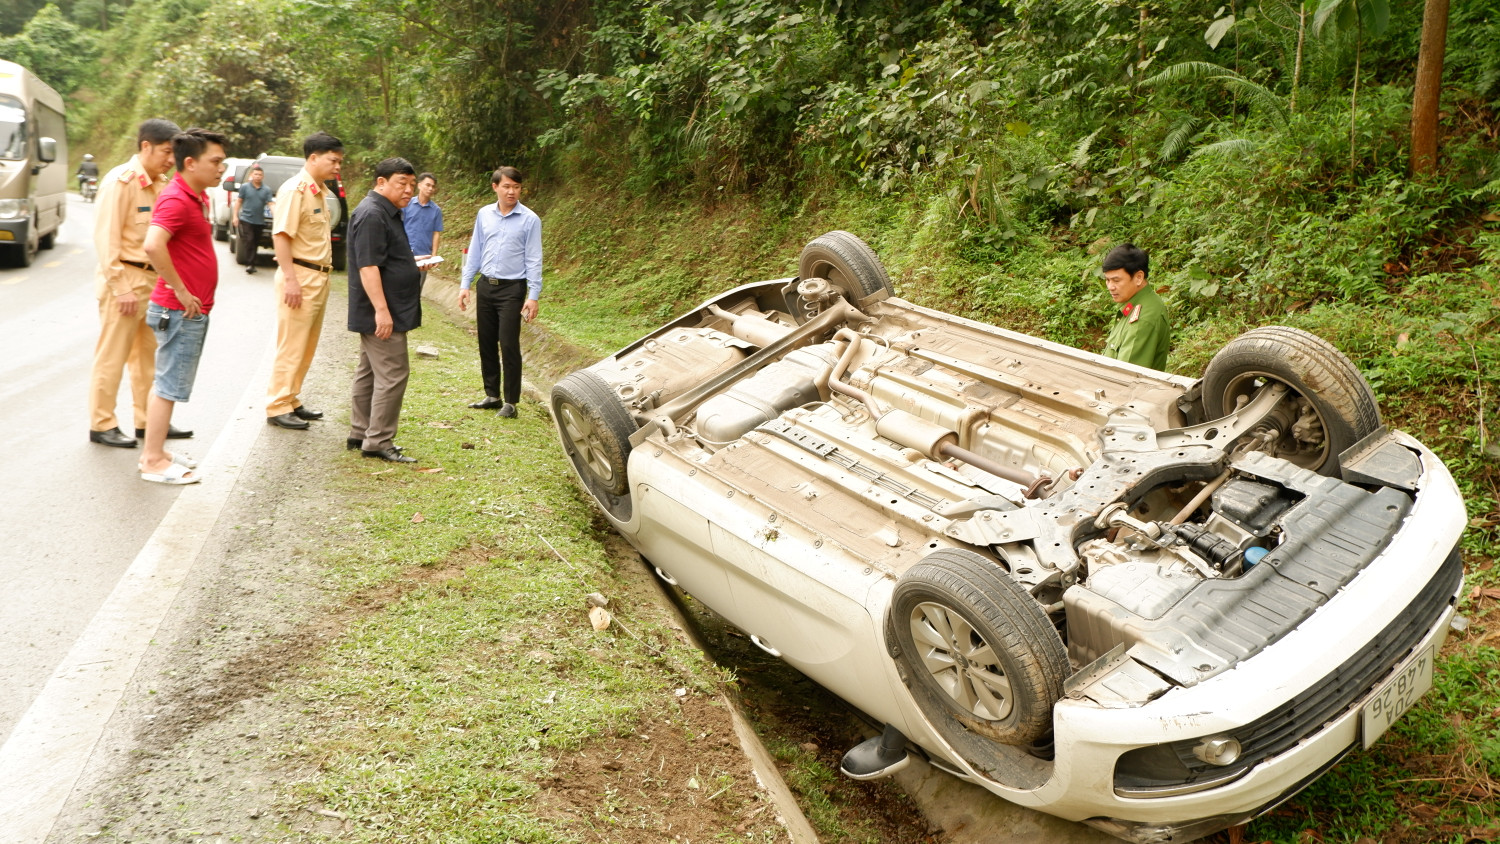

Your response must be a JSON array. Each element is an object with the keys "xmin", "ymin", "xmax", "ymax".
[{"xmin": 1100, "ymin": 243, "xmax": 1170, "ymax": 371}]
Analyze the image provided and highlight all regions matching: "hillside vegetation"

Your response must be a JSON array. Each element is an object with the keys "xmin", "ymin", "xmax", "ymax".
[{"xmin": 6, "ymin": 0, "xmax": 1499, "ymax": 840}]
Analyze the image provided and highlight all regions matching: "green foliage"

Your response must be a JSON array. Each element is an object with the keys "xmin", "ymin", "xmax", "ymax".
[
  {"xmin": 150, "ymin": 3, "xmax": 301, "ymax": 155},
  {"xmin": 0, "ymin": 4, "xmax": 97, "ymax": 93},
  {"xmin": 1144, "ymin": 62, "xmax": 1290, "ymax": 130}
]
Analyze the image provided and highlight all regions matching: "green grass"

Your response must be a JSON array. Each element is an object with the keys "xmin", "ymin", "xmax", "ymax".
[{"xmin": 277, "ymin": 314, "xmax": 763, "ymax": 842}]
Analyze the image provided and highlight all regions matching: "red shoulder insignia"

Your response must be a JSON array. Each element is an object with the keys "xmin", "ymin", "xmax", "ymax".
[
  {"xmin": 138, "ymin": 172, "xmax": 150, "ymax": 188},
  {"xmin": 1127, "ymin": 304, "xmax": 1141, "ymax": 323},
  {"xmin": 307, "ymin": 180, "xmax": 320, "ymax": 195}
]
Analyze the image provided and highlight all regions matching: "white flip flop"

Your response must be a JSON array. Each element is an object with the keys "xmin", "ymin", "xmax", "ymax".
[
  {"xmin": 140, "ymin": 461, "xmax": 200, "ymax": 485},
  {"xmin": 169, "ymin": 452, "xmax": 198, "ymax": 469}
]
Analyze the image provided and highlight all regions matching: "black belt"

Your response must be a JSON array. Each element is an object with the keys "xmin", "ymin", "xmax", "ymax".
[
  {"xmin": 121, "ymin": 259, "xmax": 154, "ymax": 272},
  {"xmin": 293, "ymin": 258, "xmax": 333, "ymax": 273},
  {"xmin": 482, "ymin": 276, "xmax": 526, "ymax": 285}
]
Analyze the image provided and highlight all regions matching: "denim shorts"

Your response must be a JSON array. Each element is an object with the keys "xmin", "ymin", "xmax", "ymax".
[{"xmin": 148, "ymin": 302, "xmax": 210, "ymax": 403}]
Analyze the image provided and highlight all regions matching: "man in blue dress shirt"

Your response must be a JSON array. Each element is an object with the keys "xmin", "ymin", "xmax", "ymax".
[
  {"xmin": 402, "ymin": 172, "xmax": 443, "ymax": 292},
  {"xmin": 458, "ymin": 166, "xmax": 541, "ymax": 419}
]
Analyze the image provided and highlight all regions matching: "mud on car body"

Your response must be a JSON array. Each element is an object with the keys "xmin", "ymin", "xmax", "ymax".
[{"xmin": 551, "ymin": 232, "xmax": 1466, "ymax": 843}]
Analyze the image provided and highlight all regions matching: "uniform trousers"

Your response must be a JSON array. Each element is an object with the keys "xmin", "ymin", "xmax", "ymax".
[
  {"xmin": 236, "ymin": 221, "xmax": 264, "ymax": 266},
  {"xmin": 88, "ymin": 267, "xmax": 156, "ymax": 432},
  {"xmin": 349, "ymin": 331, "xmax": 409, "ymax": 451},
  {"xmin": 266, "ymin": 264, "xmax": 329, "ymax": 417},
  {"xmin": 475, "ymin": 277, "xmax": 526, "ymax": 404}
]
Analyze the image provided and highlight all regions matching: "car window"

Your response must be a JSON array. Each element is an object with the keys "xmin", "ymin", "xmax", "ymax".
[
  {"xmin": 258, "ymin": 161, "xmax": 303, "ymax": 194},
  {"xmin": 0, "ymin": 96, "xmax": 26, "ymax": 160}
]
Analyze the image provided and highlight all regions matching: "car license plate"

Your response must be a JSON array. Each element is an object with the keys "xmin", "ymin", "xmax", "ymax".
[{"xmin": 1361, "ymin": 645, "xmax": 1434, "ymax": 749}]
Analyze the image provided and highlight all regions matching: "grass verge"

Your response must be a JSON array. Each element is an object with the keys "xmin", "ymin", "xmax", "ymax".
[{"xmin": 276, "ymin": 312, "xmax": 786, "ymax": 842}]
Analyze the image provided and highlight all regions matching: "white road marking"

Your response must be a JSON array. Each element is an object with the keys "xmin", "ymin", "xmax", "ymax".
[
  {"xmin": 41, "ymin": 260, "xmax": 62, "ymax": 268},
  {"xmin": 0, "ymin": 275, "xmax": 26, "ymax": 285},
  {"xmin": 0, "ymin": 339, "xmax": 276, "ymax": 842}
]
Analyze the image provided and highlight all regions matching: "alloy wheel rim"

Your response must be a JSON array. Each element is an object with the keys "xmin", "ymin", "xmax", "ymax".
[{"xmin": 909, "ymin": 601, "xmax": 1013, "ymax": 720}]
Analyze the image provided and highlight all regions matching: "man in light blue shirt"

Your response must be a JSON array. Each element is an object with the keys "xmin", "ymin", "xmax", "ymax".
[
  {"xmin": 402, "ymin": 172, "xmax": 443, "ymax": 292},
  {"xmin": 459, "ymin": 166, "xmax": 541, "ymax": 418}
]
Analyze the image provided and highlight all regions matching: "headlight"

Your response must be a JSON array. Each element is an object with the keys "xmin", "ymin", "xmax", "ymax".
[{"xmin": 0, "ymin": 198, "xmax": 27, "ymax": 219}]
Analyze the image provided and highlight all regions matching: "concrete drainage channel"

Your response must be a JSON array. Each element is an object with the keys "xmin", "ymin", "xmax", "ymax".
[{"xmin": 423, "ymin": 278, "xmax": 1115, "ymax": 844}]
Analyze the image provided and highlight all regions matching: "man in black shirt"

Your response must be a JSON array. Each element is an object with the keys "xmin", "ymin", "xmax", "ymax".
[{"xmin": 346, "ymin": 157, "xmax": 421, "ymax": 463}]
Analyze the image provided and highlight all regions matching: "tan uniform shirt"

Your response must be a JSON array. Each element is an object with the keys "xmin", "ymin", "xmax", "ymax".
[
  {"xmin": 93, "ymin": 154, "xmax": 170, "ymax": 298},
  {"xmin": 271, "ymin": 167, "xmax": 332, "ymax": 265}
]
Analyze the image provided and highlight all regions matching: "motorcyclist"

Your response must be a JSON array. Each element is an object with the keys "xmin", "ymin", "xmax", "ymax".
[{"xmin": 77, "ymin": 154, "xmax": 99, "ymax": 194}]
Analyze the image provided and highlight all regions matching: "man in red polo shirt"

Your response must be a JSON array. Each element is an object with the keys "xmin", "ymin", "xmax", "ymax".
[{"xmin": 138, "ymin": 128, "xmax": 228, "ymax": 484}]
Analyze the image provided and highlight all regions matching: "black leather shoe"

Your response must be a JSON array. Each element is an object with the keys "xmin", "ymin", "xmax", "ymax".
[
  {"xmin": 497, "ymin": 402, "xmax": 518, "ymax": 418},
  {"xmin": 90, "ymin": 427, "xmax": 138, "ymax": 448},
  {"xmin": 292, "ymin": 406, "xmax": 324, "ymax": 420},
  {"xmin": 267, "ymin": 412, "xmax": 310, "ymax": 430},
  {"xmin": 362, "ymin": 447, "xmax": 416, "ymax": 463},
  {"xmin": 469, "ymin": 396, "xmax": 504, "ymax": 409},
  {"xmin": 348, "ymin": 438, "xmax": 403, "ymax": 453},
  {"xmin": 135, "ymin": 424, "xmax": 193, "ymax": 439}
]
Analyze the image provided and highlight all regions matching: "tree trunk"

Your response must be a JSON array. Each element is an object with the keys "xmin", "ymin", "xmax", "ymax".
[
  {"xmin": 1349, "ymin": 29, "xmax": 1361, "ymax": 171},
  {"xmin": 1292, "ymin": 1, "xmax": 1306, "ymax": 113},
  {"xmin": 1410, "ymin": 0, "xmax": 1450, "ymax": 176}
]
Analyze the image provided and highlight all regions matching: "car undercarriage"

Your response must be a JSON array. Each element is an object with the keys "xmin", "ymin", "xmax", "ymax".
[{"xmin": 551, "ymin": 232, "xmax": 1466, "ymax": 843}]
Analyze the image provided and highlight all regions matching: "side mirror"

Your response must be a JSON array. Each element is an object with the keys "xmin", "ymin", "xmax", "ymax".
[
  {"xmin": 223, "ymin": 179, "xmax": 236, "ymax": 192},
  {"xmin": 37, "ymin": 137, "xmax": 57, "ymax": 163}
]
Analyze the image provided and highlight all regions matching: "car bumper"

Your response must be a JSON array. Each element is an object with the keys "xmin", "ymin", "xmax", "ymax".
[
  {"xmin": 0, "ymin": 217, "xmax": 29, "ymax": 244},
  {"xmin": 915, "ymin": 437, "xmax": 1466, "ymax": 839}
]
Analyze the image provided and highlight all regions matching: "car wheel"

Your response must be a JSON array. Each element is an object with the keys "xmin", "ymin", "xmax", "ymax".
[
  {"xmin": 797, "ymin": 231, "xmax": 894, "ymax": 312},
  {"xmin": 332, "ymin": 242, "xmax": 346, "ymax": 272},
  {"xmin": 887, "ymin": 549, "xmax": 1067, "ymax": 747},
  {"xmin": 552, "ymin": 370, "xmax": 637, "ymax": 522},
  {"xmin": 39, "ymin": 230, "xmax": 55, "ymax": 250},
  {"xmin": 1202, "ymin": 326, "xmax": 1380, "ymax": 477},
  {"xmin": 214, "ymin": 223, "xmax": 228, "ymax": 242},
  {"xmin": 226, "ymin": 226, "xmax": 237, "ymax": 255}
]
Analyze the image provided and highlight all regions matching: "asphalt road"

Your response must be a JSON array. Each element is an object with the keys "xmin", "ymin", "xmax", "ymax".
[{"xmin": 0, "ymin": 194, "xmax": 278, "ymax": 744}]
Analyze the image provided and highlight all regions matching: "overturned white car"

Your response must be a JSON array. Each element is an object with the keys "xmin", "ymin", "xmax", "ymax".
[{"xmin": 551, "ymin": 232, "xmax": 1466, "ymax": 843}]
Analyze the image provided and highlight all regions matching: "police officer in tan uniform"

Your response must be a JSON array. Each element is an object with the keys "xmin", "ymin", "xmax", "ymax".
[
  {"xmin": 88, "ymin": 118, "xmax": 189, "ymax": 448},
  {"xmin": 266, "ymin": 132, "xmax": 344, "ymax": 429}
]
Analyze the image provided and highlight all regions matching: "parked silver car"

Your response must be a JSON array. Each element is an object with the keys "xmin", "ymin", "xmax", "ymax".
[{"xmin": 552, "ymin": 232, "xmax": 1465, "ymax": 843}]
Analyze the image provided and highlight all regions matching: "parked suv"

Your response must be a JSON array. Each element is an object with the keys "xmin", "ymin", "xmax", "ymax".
[{"xmin": 225, "ymin": 155, "xmax": 347, "ymax": 270}]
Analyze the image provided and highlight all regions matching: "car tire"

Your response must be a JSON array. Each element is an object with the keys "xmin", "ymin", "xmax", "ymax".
[
  {"xmin": 552, "ymin": 370, "xmax": 637, "ymax": 522},
  {"xmin": 332, "ymin": 242, "xmax": 346, "ymax": 272},
  {"xmin": 797, "ymin": 231, "xmax": 894, "ymax": 312},
  {"xmin": 886, "ymin": 549, "xmax": 1067, "ymax": 747},
  {"xmin": 226, "ymin": 225, "xmax": 237, "ymax": 255},
  {"xmin": 39, "ymin": 230, "xmax": 55, "ymax": 250},
  {"xmin": 1202, "ymin": 326, "xmax": 1380, "ymax": 476},
  {"xmin": 11, "ymin": 222, "xmax": 38, "ymax": 267},
  {"xmin": 214, "ymin": 223, "xmax": 228, "ymax": 242}
]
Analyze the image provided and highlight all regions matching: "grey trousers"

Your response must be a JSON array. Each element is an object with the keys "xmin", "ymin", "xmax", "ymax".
[{"xmin": 349, "ymin": 331, "xmax": 409, "ymax": 451}]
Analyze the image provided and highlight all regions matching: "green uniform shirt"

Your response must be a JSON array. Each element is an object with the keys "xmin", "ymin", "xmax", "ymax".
[{"xmin": 1103, "ymin": 286, "xmax": 1170, "ymax": 371}]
